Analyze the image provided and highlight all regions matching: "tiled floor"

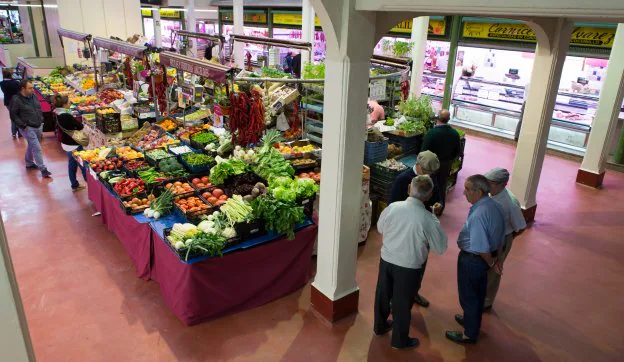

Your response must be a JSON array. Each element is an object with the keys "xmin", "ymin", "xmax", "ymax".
[{"xmin": 1, "ymin": 106, "xmax": 623, "ymax": 362}]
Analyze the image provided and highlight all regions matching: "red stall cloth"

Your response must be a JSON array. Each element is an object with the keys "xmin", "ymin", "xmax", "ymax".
[
  {"xmin": 150, "ymin": 225, "xmax": 318, "ymax": 325},
  {"xmin": 86, "ymin": 171, "xmax": 153, "ymax": 280}
]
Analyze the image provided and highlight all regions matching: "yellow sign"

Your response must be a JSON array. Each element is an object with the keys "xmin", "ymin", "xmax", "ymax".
[
  {"xmin": 272, "ymin": 13, "xmax": 321, "ymax": 27},
  {"xmin": 141, "ymin": 9, "xmax": 181, "ymax": 19},
  {"xmin": 389, "ymin": 19, "xmax": 446, "ymax": 36},
  {"xmin": 221, "ymin": 11, "xmax": 267, "ymax": 24},
  {"xmin": 462, "ymin": 22, "xmax": 616, "ymax": 49}
]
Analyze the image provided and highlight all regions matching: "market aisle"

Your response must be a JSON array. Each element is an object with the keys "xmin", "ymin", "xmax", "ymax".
[{"xmin": 1, "ymin": 103, "xmax": 623, "ymax": 362}]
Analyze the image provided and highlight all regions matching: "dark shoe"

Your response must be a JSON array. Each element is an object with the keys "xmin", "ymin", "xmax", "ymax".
[
  {"xmin": 26, "ymin": 164, "xmax": 38, "ymax": 170},
  {"xmin": 41, "ymin": 170, "xmax": 52, "ymax": 178},
  {"xmin": 454, "ymin": 314, "xmax": 464, "ymax": 327},
  {"xmin": 392, "ymin": 337, "xmax": 420, "ymax": 350},
  {"xmin": 445, "ymin": 331, "xmax": 477, "ymax": 345},
  {"xmin": 72, "ymin": 185, "xmax": 86, "ymax": 192},
  {"xmin": 373, "ymin": 320, "xmax": 393, "ymax": 337},
  {"xmin": 12, "ymin": 134, "xmax": 17, "ymax": 139},
  {"xmin": 414, "ymin": 294, "xmax": 430, "ymax": 308},
  {"xmin": 483, "ymin": 305, "xmax": 493, "ymax": 313}
]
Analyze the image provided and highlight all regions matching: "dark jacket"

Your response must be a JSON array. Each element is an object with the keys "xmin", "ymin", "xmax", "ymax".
[
  {"xmin": 389, "ymin": 167, "xmax": 440, "ymax": 210},
  {"xmin": 291, "ymin": 53, "xmax": 302, "ymax": 78},
  {"xmin": 10, "ymin": 93, "xmax": 44, "ymax": 129},
  {"xmin": 0, "ymin": 79, "xmax": 20, "ymax": 107},
  {"xmin": 421, "ymin": 124, "xmax": 461, "ymax": 162},
  {"xmin": 57, "ymin": 112, "xmax": 84, "ymax": 146}
]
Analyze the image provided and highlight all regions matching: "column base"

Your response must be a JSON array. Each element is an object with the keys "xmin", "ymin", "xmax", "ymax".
[
  {"xmin": 521, "ymin": 204, "xmax": 537, "ymax": 223},
  {"xmin": 310, "ymin": 286, "xmax": 359, "ymax": 323},
  {"xmin": 576, "ymin": 169, "xmax": 605, "ymax": 188}
]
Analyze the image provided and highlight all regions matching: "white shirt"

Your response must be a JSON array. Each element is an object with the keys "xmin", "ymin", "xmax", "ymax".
[
  {"xmin": 491, "ymin": 188, "xmax": 527, "ymax": 236},
  {"xmin": 377, "ymin": 197, "xmax": 448, "ymax": 269}
]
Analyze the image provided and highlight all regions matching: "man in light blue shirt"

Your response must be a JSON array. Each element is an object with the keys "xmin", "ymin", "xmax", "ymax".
[{"xmin": 446, "ymin": 174, "xmax": 505, "ymax": 345}]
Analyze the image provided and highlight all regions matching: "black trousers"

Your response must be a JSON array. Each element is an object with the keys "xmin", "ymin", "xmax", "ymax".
[
  {"xmin": 436, "ymin": 160, "xmax": 453, "ymax": 211},
  {"xmin": 374, "ymin": 258, "xmax": 423, "ymax": 347},
  {"xmin": 457, "ymin": 251, "xmax": 489, "ymax": 340}
]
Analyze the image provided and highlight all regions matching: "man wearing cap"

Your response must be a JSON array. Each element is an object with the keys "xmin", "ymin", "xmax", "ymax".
[
  {"xmin": 421, "ymin": 109, "xmax": 462, "ymax": 214},
  {"xmin": 483, "ymin": 167, "xmax": 527, "ymax": 310},
  {"xmin": 374, "ymin": 175, "xmax": 448, "ymax": 349},
  {"xmin": 389, "ymin": 150, "xmax": 441, "ymax": 308}
]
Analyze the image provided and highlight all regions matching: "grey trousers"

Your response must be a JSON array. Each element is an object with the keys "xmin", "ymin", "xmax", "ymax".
[{"xmin": 485, "ymin": 233, "xmax": 514, "ymax": 308}]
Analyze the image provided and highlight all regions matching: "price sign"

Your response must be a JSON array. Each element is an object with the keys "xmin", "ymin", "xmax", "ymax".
[
  {"xmin": 487, "ymin": 91, "xmax": 500, "ymax": 101},
  {"xmin": 477, "ymin": 89, "xmax": 489, "ymax": 99},
  {"xmin": 369, "ymin": 79, "xmax": 387, "ymax": 101},
  {"xmin": 180, "ymin": 84, "xmax": 195, "ymax": 101}
]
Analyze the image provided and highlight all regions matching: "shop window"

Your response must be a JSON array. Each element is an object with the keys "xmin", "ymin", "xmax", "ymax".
[{"xmin": 0, "ymin": 8, "xmax": 24, "ymax": 44}]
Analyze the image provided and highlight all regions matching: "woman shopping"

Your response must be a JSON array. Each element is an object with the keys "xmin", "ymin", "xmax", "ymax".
[{"xmin": 53, "ymin": 94, "xmax": 87, "ymax": 191}]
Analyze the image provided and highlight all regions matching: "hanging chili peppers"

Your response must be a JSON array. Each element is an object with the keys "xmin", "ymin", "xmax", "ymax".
[
  {"xmin": 123, "ymin": 57, "xmax": 133, "ymax": 89},
  {"xmin": 401, "ymin": 79, "xmax": 410, "ymax": 101},
  {"xmin": 228, "ymin": 90, "xmax": 264, "ymax": 146}
]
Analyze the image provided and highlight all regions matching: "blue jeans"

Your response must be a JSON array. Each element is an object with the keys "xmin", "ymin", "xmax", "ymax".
[
  {"xmin": 10, "ymin": 118, "xmax": 18, "ymax": 136},
  {"xmin": 20, "ymin": 126, "xmax": 47, "ymax": 173},
  {"xmin": 457, "ymin": 251, "xmax": 490, "ymax": 340},
  {"xmin": 67, "ymin": 146, "xmax": 87, "ymax": 189}
]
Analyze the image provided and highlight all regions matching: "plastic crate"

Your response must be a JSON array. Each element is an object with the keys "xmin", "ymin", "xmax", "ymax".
[
  {"xmin": 297, "ymin": 196, "xmax": 316, "ymax": 217},
  {"xmin": 163, "ymin": 228, "xmax": 241, "ymax": 264},
  {"xmin": 364, "ymin": 138, "xmax": 389, "ymax": 166},
  {"xmin": 144, "ymin": 149, "xmax": 176, "ymax": 167},
  {"xmin": 370, "ymin": 163, "xmax": 406, "ymax": 184},
  {"xmin": 179, "ymin": 151, "xmax": 215, "ymax": 174},
  {"xmin": 173, "ymin": 194, "xmax": 214, "ymax": 223},
  {"xmin": 234, "ymin": 219, "xmax": 266, "ymax": 240},
  {"xmin": 119, "ymin": 193, "xmax": 151, "ymax": 215},
  {"xmin": 384, "ymin": 133, "xmax": 423, "ymax": 154}
]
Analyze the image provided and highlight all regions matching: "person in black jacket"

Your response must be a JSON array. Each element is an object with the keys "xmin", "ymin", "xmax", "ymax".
[
  {"xmin": 389, "ymin": 150, "xmax": 441, "ymax": 309},
  {"xmin": 1, "ymin": 68, "xmax": 21, "ymax": 138},
  {"xmin": 53, "ymin": 94, "xmax": 87, "ymax": 191},
  {"xmin": 10, "ymin": 79, "xmax": 51, "ymax": 178}
]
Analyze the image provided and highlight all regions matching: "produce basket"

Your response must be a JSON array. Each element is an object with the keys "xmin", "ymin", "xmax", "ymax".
[
  {"xmin": 98, "ymin": 170, "xmax": 127, "ymax": 192},
  {"xmin": 279, "ymin": 139, "xmax": 321, "ymax": 160},
  {"xmin": 145, "ymin": 148, "xmax": 176, "ymax": 167},
  {"xmin": 179, "ymin": 151, "xmax": 215, "ymax": 174},
  {"xmin": 364, "ymin": 138, "xmax": 389, "ymax": 166},
  {"xmin": 370, "ymin": 162, "xmax": 407, "ymax": 184},
  {"xmin": 163, "ymin": 228, "xmax": 241, "ymax": 264},
  {"xmin": 173, "ymin": 194, "xmax": 214, "ymax": 223},
  {"xmin": 290, "ymin": 154, "xmax": 319, "ymax": 171},
  {"xmin": 189, "ymin": 130, "xmax": 219, "ymax": 150},
  {"xmin": 234, "ymin": 219, "xmax": 266, "ymax": 240},
  {"xmin": 96, "ymin": 108, "xmax": 121, "ymax": 134},
  {"xmin": 122, "ymin": 159, "xmax": 151, "ymax": 177},
  {"xmin": 383, "ymin": 132, "xmax": 423, "ymax": 155},
  {"xmin": 112, "ymin": 179, "xmax": 147, "ymax": 201},
  {"xmin": 297, "ymin": 196, "xmax": 316, "ymax": 217},
  {"xmin": 119, "ymin": 193, "xmax": 151, "ymax": 215},
  {"xmin": 163, "ymin": 178, "xmax": 196, "ymax": 199}
]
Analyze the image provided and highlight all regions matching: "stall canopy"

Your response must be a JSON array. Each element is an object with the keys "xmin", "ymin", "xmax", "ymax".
[
  {"xmin": 93, "ymin": 37, "xmax": 148, "ymax": 58},
  {"xmin": 230, "ymin": 34, "xmax": 312, "ymax": 51},
  {"xmin": 159, "ymin": 51, "xmax": 234, "ymax": 83},
  {"xmin": 58, "ymin": 28, "xmax": 98, "ymax": 91}
]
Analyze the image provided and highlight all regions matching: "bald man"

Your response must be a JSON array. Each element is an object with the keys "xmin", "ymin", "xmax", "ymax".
[{"xmin": 421, "ymin": 109, "xmax": 462, "ymax": 214}]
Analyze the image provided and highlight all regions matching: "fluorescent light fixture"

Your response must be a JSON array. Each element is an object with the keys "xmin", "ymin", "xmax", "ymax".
[
  {"xmin": 140, "ymin": 7, "xmax": 187, "ymax": 12},
  {"xmin": 196, "ymin": 9, "xmax": 217, "ymax": 12},
  {"xmin": 0, "ymin": 3, "xmax": 58, "ymax": 7}
]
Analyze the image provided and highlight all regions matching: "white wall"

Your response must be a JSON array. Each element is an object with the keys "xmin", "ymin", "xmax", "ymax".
[{"xmin": 57, "ymin": 0, "xmax": 143, "ymax": 65}]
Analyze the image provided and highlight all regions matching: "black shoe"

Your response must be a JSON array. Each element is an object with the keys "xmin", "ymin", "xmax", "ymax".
[
  {"xmin": 12, "ymin": 134, "xmax": 17, "ymax": 139},
  {"xmin": 25, "ymin": 165, "xmax": 38, "ymax": 170},
  {"xmin": 392, "ymin": 337, "xmax": 420, "ymax": 350},
  {"xmin": 41, "ymin": 170, "xmax": 52, "ymax": 178},
  {"xmin": 414, "ymin": 294, "xmax": 430, "ymax": 308},
  {"xmin": 445, "ymin": 331, "xmax": 477, "ymax": 345},
  {"xmin": 454, "ymin": 314, "xmax": 464, "ymax": 327},
  {"xmin": 483, "ymin": 305, "xmax": 493, "ymax": 313},
  {"xmin": 373, "ymin": 320, "xmax": 393, "ymax": 336}
]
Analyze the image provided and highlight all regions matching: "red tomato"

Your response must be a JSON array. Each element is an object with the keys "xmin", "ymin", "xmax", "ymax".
[
  {"xmin": 215, "ymin": 200, "xmax": 226, "ymax": 206},
  {"xmin": 212, "ymin": 189, "xmax": 224, "ymax": 198},
  {"xmin": 201, "ymin": 176, "xmax": 210, "ymax": 184},
  {"xmin": 192, "ymin": 178, "xmax": 201, "ymax": 185},
  {"xmin": 202, "ymin": 192, "xmax": 210, "ymax": 199},
  {"xmin": 299, "ymin": 173, "xmax": 309, "ymax": 179},
  {"xmin": 219, "ymin": 195, "xmax": 228, "ymax": 201},
  {"xmin": 208, "ymin": 197, "xmax": 219, "ymax": 205}
]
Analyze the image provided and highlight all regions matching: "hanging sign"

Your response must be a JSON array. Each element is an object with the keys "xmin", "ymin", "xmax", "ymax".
[
  {"xmin": 180, "ymin": 83, "xmax": 195, "ymax": 101},
  {"xmin": 389, "ymin": 19, "xmax": 446, "ymax": 36},
  {"xmin": 141, "ymin": 9, "xmax": 181, "ymax": 18},
  {"xmin": 159, "ymin": 51, "xmax": 232, "ymax": 83},
  {"xmin": 272, "ymin": 13, "xmax": 321, "ymax": 27},
  {"xmin": 221, "ymin": 11, "xmax": 267, "ymax": 24},
  {"xmin": 462, "ymin": 22, "xmax": 616, "ymax": 49},
  {"xmin": 369, "ymin": 79, "xmax": 387, "ymax": 101},
  {"xmin": 93, "ymin": 37, "xmax": 146, "ymax": 58},
  {"xmin": 58, "ymin": 28, "xmax": 91, "ymax": 42}
]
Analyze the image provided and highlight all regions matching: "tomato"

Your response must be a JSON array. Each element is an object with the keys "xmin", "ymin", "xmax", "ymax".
[
  {"xmin": 192, "ymin": 178, "xmax": 201, "ymax": 185},
  {"xmin": 212, "ymin": 189, "xmax": 224, "ymax": 198},
  {"xmin": 215, "ymin": 200, "xmax": 226, "ymax": 206},
  {"xmin": 201, "ymin": 176, "xmax": 210, "ymax": 184},
  {"xmin": 299, "ymin": 173, "xmax": 309, "ymax": 179},
  {"xmin": 219, "ymin": 195, "xmax": 228, "ymax": 201},
  {"xmin": 312, "ymin": 174, "xmax": 321, "ymax": 182},
  {"xmin": 202, "ymin": 192, "xmax": 210, "ymax": 199},
  {"xmin": 208, "ymin": 197, "xmax": 218, "ymax": 205}
]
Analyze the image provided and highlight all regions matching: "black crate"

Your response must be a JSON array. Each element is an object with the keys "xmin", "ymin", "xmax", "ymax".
[
  {"xmin": 297, "ymin": 196, "xmax": 316, "ymax": 217},
  {"xmin": 234, "ymin": 219, "xmax": 266, "ymax": 240},
  {"xmin": 189, "ymin": 131, "xmax": 219, "ymax": 150},
  {"xmin": 98, "ymin": 170, "xmax": 127, "ymax": 192},
  {"xmin": 290, "ymin": 154, "xmax": 319, "ymax": 171},
  {"xmin": 144, "ymin": 149, "xmax": 176, "ymax": 167},
  {"xmin": 370, "ymin": 163, "xmax": 406, "ymax": 184},
  {"xmin": 179, "ymin": 151, "xmax": 215, "ymax": 174},
  {"xmin": 163, "ymin": 227, "xmax": 241, "ymax": 263},
  {"xmin": 119, "ymin": 193, "xmax": 151, "ymax": 215},
  {"xmin": 96, "ymin": 111, "xmax": 121, "ymax": 134},
  {"xmin": 384, "ymin": 133, "xmax": 423, "ymax": 154},
  {"xmin": 173, "ymin": 194, "xmax": 214, "ymax": 223},
  {"xmin": 122, "ymin": 160, "xmax": 151, "ymax": 178}
]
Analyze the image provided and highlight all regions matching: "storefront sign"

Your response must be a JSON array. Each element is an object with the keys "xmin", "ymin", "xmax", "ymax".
[
  {"xmin": 389, "ymin": 19, "xmax": 446, "ymax": 36},
  {"xmin": 462, "ymin": 22, "xmax": 616, "ymax": 49},
  {"xmin": 369, "ymin": 79, "xmax": 387, "ymax": 101},
  {"xmin": 272, "ymin": 13, "xmax": 321, "ymax": 27},
  {"xmin": 159, "ymin": 52, "xmax": 231, "ymax": 83},
  {"xmin": 141, "ymin": 9, "xmax": 181, "ymax": 18},
  {"xmin": 93, "ymin": 37, "xmax": 146, "ymax": 58},
  {"xmin": 221, "ymin": 11, "xmax": 267, "ymax": 24}
]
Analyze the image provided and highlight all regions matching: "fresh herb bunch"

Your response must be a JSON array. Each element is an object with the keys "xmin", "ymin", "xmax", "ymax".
[
  {"xmin": 252, "ymin": 195, "xmax": 305, "ymax": 240},
  {"xmin": 209, "ymin": 158, "xmax": 248, "ymax": 185}
]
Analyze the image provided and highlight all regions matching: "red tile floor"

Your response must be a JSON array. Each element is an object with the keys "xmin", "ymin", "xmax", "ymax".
[{"xmin": 1, "ymin": 106, "xmax": 623, "ymax": 362}]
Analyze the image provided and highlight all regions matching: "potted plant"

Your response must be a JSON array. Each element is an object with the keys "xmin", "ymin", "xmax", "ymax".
[
  {"xmin": 382, "ymin": 39, "xmax": 393, "ymax": 56},
  {"xmin": 392, "ymin": 41, "xmax": 413, "ymax": 58}
]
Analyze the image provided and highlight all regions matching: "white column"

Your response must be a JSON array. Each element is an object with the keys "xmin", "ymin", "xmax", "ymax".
[
  {"xmin": 578, "ymin": 24, "xmax": 624, "ymax": 187},
  {"xmin": 311, "ymin": 4, "xmax": 376, "ymax": 320},
  {"xmin": 301, "ymin": 0, "xmax": 316, "ymax": 64},
  {"xmin": 233, "ymin": 0, "xmax": 245, "ymax": 68},
  {"xmin": 153, "ymin": 7, "xmax": 162, "ymax": 47},
  {"xmin": 410, "ymin": 16, "xmax": 428, "ymax": 97},
  {"xmin": 510, "ymin": 19, "xmax": 573, "ymax": 221},
  {"xmin": 187, "ymin": 0, "xmax": 198, "ymax": 56}
]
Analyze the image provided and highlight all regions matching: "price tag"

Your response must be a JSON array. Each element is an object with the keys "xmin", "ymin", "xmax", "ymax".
[
  {"xmin": 487, "ymin": 91, "xmax": 500, "ymax": 101},
  {"xmin": 477, "ymin": 89, "xmax": 489, "ymax": 99},
  {"xmin": 369, "ymin": 79, "xmax": 387, "ymax": 101}
]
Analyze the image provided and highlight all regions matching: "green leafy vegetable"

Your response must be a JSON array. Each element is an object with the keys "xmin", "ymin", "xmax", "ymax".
[
  {"xmin": 182, "ymin": 153, "xmax": 215, "ymax": 166},
  {"xmin": 209, "ymin": 158, "xmax": 248, "ymax": 185},
  {"xmin": 252, "ymin": 195, "xmax": 305, "ymax": 240}
]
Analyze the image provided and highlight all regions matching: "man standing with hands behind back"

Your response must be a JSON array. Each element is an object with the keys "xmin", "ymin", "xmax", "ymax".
[
  {"xmin": 421, "ymin": 109, "xmax": 461, "ymax": 214},
  {"xmin": 446, "ymin": 175, "xmax": 504, "ymax": 345},
  {"xmin": 10, "ymin": 79, "xmax": 51, "ymax": 178}
]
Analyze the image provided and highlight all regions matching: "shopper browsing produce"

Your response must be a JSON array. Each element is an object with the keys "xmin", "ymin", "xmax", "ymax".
[
  {"xmin": 483, "ymin": 168, "xmax": 526, "ymax": 310},
  {"xmin": 367, "ymin": 99, "xmax": 385, "ymax": 124},
  {"xmin": 54, "ymin": 94, "xmax": 87, "ymax": 191},
  {"xmin": 10, "ymin": 79, "xmax": 51, "ymax": 178},
  {"xmin": 421, "ymin": 109, "xmax": 462, "ymax": 214},
  {"xmin": 1, "ymin": 68, "xmax": 21, "ymax": 138},
  {"xmin": 446, "ymin": 175, "xmax": 504, "ymax": 345},
  {"xmin": 374, "ymin": 175, "xmax": 448, "ymax": 350}
]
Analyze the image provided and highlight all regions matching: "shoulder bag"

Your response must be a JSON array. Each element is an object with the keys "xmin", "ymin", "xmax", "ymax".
[{"xmin": 57, "ymin": 120, "xmax": 90, "ymax": 147}]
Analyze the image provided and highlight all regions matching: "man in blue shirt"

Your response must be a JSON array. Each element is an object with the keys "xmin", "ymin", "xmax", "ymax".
[{"xmin": 446, "ymin": 174, "xmax": 505, "ymax": 344}]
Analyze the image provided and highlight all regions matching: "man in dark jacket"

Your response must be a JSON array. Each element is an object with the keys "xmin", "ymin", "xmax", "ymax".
[
  {"xmin": 1, "ymin": 68, "xmax": 21, "ymax": 138},
  {"xmin": 421, "ymin": 109, "xmax": 461, "ymax": 214},
  {"xmin": 389, "ymin": 150, "xmax": 441, "ymax": 308},
  {"xmin": 10, "ymin": 79, "xmax": 51, "ymax": 178}
]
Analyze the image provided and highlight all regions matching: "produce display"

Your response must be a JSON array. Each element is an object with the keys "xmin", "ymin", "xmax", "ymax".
[
  {"xmin": 137, "ymin": 168, "xmax": 168, "ymax": 184},
  {"xmin": 144, "ymin": 188, "xmax": 176, "ymax": 219},
  {"xmin": 116, "ymin": 146, "xmax": 143, "ymax": 160},
  {"xmin": 191, "ymin": 131, "xmax": 219, "ymax": 146},
  {"xmin": 156, "ymin": 118, "xmax": 178, "ymax": 132},
  {"xmin": 99, "ymin": 89, "xmax": 125, "ymax": 104},
  {"xmin": 176, "ymin": 109, "xmax": 212, "ymax": 123},
  {"xmin": 159, "ymin": 158, "xmax": 186, "ymax": 175},
  {"xmin": 175, "ymin": 195, "xmax": 212, "ymax": 214},
  {"xmin": 113, "ymin": 178, "xmax": 146, "ymax": 197},
  {"xmin": 144, "ymin": 134, "xmax": 179, "ymax": 150},
  {"xmin": 145, "ymin": 149, "xmax": 172, "ymax": 162},
  {"xmin": 181, "ymin": 153, "xmax": 214, "ymax": 168},
  {"xmin": 291, "ymin": 158, "xmax": 317, "ymax": 168},
  {"xmin": 165, "ymin": 181, "xmax": 195, "ymax": 196},
  {"xmin": 90, "ymin": 157, "xmax": 123, "ymax": 173},
  {"xmin": 376, "ymin": 159, "xmax": 408, "ymax": 172},
  {"xmin": 296, "ymin": 171, "xmax": 321, "ymax": 183},
  {"xmin": 277, "ymin": 143, "xmax": 318, "ymax": 156},
  {"xmin": 74, "ymin": 147, "xmax": 112, "ymax": 162},
  {"xmin": 136, "ymin": 130, "xmax": 163, "ymax": 149},
  {"xmin": 122, "ymin": 195, "xmax": 155, "ymax": 213},
  {"xmin": 124, "ymin": 159, "xmax": 149, "ymax": 172},
  {"xmin": 191, "ymin": 176, "xmax": 213, "ymax": 190},
  {"xmin": 201, "ymin": 188, "xmax": 228, "ymax": 207},
  {"xmin": 169, "ymin": 145, "xmax": 194, "ymax": 155}
]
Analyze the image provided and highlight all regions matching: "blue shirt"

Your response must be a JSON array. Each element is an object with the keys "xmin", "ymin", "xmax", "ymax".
[{"xmin": 457, "ymin": 196, "xmax": 505, "ymax": 254}]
